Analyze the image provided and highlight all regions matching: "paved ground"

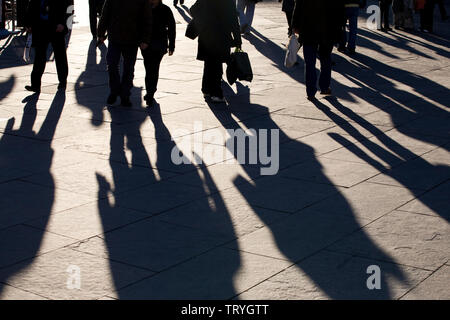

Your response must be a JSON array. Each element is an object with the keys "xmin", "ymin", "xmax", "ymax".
[{"xmin": 0, "ymin": 0, "xmax": 449, "ymax": 300}]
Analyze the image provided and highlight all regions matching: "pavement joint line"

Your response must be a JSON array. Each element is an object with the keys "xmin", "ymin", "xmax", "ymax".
[
  {"xmin": 0, "ymin": 282, "xmax": 50, "ymax": 300},
  {"xmin": 397, "ymin": 261, "xmax": 449, "ymax": 300}
]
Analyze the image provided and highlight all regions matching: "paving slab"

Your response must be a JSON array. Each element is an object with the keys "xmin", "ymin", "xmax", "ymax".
[{"xmin": 401, "ymin": 265, "xmax": 450, "ymax": 300}]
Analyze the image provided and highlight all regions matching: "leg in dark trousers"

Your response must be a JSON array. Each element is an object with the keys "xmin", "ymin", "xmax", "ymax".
[
  {"xmin": 202, "ymin": 59, "xmax": 223, "ymax": 98},
  {"xmin": 285, "ymin": 10, "xmax": 293, "ymax": 36},
  {"xmin": 317, "ymin": 44, "xmax": 333, "ymax": 92},
  {"xmin": 303, "ymin": 43, "xmax": 333, "ymax": 98},
  {"xmin": 31, "ymin": 40, "xmax": 51, "ymax": 90},
  {"xmin": 106, "ymin": 42, "xmax": 122, "ymax": 97},
  {"xmin": 379, "ymin": 0, "xmax": 392, "ymax": 30},
  {"xmin": 51, "ymin": 33, "xmax": 69, "ymax": 86},
  {"xmin": 120, "ymin": 45, "xmax": 138, "ymax": 99},
  {"xmin": 423, "ymin": 0, "xmax": 436, "ymax": 32},
  {"xmin": 143, "ymin": 49, "xmax": 165, "ymax": 101},
  {"xmin": 89, "ymin": 0, "xmax": 98, "ymax": 38},
  {"xmin": 437, "ymin": 0, "xmax": 448, "ymax": 20}
]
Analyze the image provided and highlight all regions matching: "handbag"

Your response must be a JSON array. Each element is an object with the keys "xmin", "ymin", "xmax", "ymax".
[
  {"xmin": 284, "ymin": 34, "xmax": 301, "ymax": 68},
  {"xmin": 185, "ymin": 19, "xmax": 198, "ymax": 40},
  {"xmin": 226, "ymin": 48, "xmax": 253, "ymax": 85}
]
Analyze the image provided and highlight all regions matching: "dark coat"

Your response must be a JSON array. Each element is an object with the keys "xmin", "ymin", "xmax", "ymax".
[
  {"xmin": 150, "ymin": 3, "xmax": 176, "ymax": 53},
  {"xmin": 191, "ymin": 0, "xmax": 241, "ymax": 62},
  {"xmin": 282, "ymin": 0, "xmax": 295, "ymax": 13},
  {"xmin": 25, "ymin": 0, "xmax": 70, "ymax": 45},
  {"xmin": 97, "ymin": 0, "xmax": 152, "ymax": 46},
  {"xmin": 292, "ymin": 0, "xmax": 345, "ymax": 45}
]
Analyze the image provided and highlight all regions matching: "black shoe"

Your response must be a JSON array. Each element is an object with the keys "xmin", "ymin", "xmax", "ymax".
[
  {"xmin": 25, "ymin": 85, "xmax": 40, "ymax": 93},
  {"xmin": 144, "ymin": 94, "xmax": 154, "ymax": 107},
  {"xmin": 307, "ymin": 95, "xmax": 316, "ymax": 101},
  {"xmin": 180, "ymin": 0, "xmax": 184, "ymax": 4},
  {"xmin": 320, "ymin": 88, "xmax": 332, "ymax": 95},
  {"xmin": 58, "ymin": 82, "xmax": 67, "ymax": 91},
  {"xmin": 347, "ymin": 47, "xmax": 356, "ymax": 55},
  {"xmin": 337, "ymin": 46, "xmax": 347, "ymax": 53},
  {"xmin": 107, "ymin": 94, "xmax": 117, "ymax": 105},
  {"xmin": 121, "ymin": 97, "xmax": 132, "ymax": 107},
  {"xmin": 173, "ymin": 0, "xmax": 178, "ymax": 6}
]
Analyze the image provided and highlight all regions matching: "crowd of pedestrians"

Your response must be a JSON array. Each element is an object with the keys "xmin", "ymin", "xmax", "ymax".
[{"xmin": 12, "ymin": 0, "xmax": 449, "ymax": 105}]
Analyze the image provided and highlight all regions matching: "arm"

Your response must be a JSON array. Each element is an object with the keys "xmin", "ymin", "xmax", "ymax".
[
  {"xmin": 97, "ymin": 0, "xmax": 112, "ymax": 39},
  {"xmin": 139, "ymin": 0, "xmax": 152, "ymax": 47},
  {"xmin": 167, "ymin": 8, "xmax": 176, "ymax": 54},
  {"xmin": 229, "ymin": 0, "xmax": 242, "ymax": 48}
]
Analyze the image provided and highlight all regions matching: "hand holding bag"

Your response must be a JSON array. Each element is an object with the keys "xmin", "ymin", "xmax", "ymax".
[{"xmin": 227, "ymin": 48, "xmax": 253, "ymax": 85}]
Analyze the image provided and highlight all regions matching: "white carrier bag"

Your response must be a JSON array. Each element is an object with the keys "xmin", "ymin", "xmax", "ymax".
[{"xmin": 284, "ymin": 34, "xmax": 301, "ymax": 68}]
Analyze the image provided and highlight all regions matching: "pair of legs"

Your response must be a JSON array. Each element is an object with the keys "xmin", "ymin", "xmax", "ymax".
[
  {"xmin": 339, "ymin": 7, "xmax": 359, "ymax": 52},
  {"xmin": 202, "ymin": 59, "xmax": 224, "ymax": 99},
  {"xmin": 30, "ymin": 32, "xmax": 68, "ymax": 91},
  {"xmin": 142, "ymin": 49, "xmax": 165, "ymax": 104},
  {"xmin": 303, "ymin": 43, "xmax": 333, "ymax": 99},
  {"xmin": 236, "ymin": 0, "xmax": 255, "ymax": 33},
  {"xmin": 106, "ymin": 42, "xmax": 138, "ymax": 104},
  {"xmin": 379, "ymin": 0, "xmax": 393, "ymax": 30}
]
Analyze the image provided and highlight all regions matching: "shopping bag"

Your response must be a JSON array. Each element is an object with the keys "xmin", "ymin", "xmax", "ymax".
[
  {"xmin": 284, "ymin": 34, "xmax": 301, "ymax": 68},
  {"xmin": 227, "ymin": 48, "xmax": 253, "ymax": 85}
]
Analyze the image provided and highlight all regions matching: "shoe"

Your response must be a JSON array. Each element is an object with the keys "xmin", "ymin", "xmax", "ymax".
[
  {"xmin": 180, "ymin": 0, "xmax": 184, "ymax": 4},
  {"xmin": 173, "ymin": 0, "xmax": 178, "ymax": 6},
  {"xmin": 203, "ymin": 93, "xmax": 210, "ymax": 99},
  {"xmin": 144, "ymin": 94, "xmax": 154, "ymax": 106},
  {"xmin": 307, "ymin": 95, "xmax": 316, "ymax": 101},
  {"xmin": 240, "ymin": 23, "xmax": 249, "ymax": 34},
  {"xmin": 320, "ymin": 88, "xmax": 332, "ymax": 95},
  {"xmin": 210, "ymin": 96, "xmax": 226, "ymax": 103},
  {"xmin": 25, "ymin": 85, "xmax": 40, "ymax": 93},
  {"xmin": 121, "ymin": 97, "xmax": 132, "ymax": 107},
  {"xmin": 337, "ymin": 46, "xmax": 347, "ymax": 53},
  {"xmin": 58, "ymin": 82, "xmax": 67, "ymax": 91},
  {"xmin": 107, "ymin": 94, "xmax": 117, "ymax": 105},
  {"xmin": 347, "ymin": 47, "xmax": 356, "ymax": 55}
]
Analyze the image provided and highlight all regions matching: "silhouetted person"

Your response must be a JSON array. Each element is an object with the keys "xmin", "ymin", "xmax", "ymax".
[
  {"xmin": 89, "ymin": 0, "xmax": 104, "ymax": 40},
  {"xmin": 421, "ymin": 0, "xmax": 437, "ymax": 33},
  {"xmin": 338, "ymin": 0, "xmax": 366, "ymax": 55},
  {"xmin": 142, "ymin": 0, "xmax": 175, "ymax": 106},
  {"xmin": 379, "ymin": 0, "xmax": 393, "ymax": 32},
  {"xmin": 97, "ymin": 0, "xmax": 152, "ymax": 107},
  {"xmin": 24, "ymin": 0, "xmax": 70, "ymax": 93},
  {"xmin": 190, "ymin": 0, "xmax": 241, "ymax": 103},
  {"xmin": 292, "ymin": 0, "xmax": 344, "ymax": 100},
  {"xmin": 393, "ymin": 0, "xmax": 414, "ymax": 30}
]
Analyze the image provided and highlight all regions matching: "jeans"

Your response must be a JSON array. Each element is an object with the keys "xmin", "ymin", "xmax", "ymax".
[
  {"xmin": 202, "ymin": 59, "xmax": 223, "ymax": 98},
  {"xmin": 236, "ymin": 0, "xmax": 255, "ymax": 29},
  {"xmin": 303, "ymin": 44, "xmax": 333, "ymax": 98},
  {"xmin": 31, "ymin": 32, "xmax": 68, "ymax": 89},
  {"xmin": 106, "ymin": 42, "xmax": 138, "ymax": 98},
  {"xmin": 340, "ymin": 7, "xmax": 359, "ymax": 50},
  {"xmin": 142, "ymin": 49, "xmax": 165, "ymax": 98}
]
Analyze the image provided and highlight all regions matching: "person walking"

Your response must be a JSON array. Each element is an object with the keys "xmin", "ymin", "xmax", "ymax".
[
  {"xmin": 379, "ymin": 0, "xmax": 393, "ymax": 31},
  {"xmin": 24, "ymin": 0, "xmax": 70, "ymax": 93},
  {"xmin": 142, "ymin": 0, "xmax": 175, "ymax": 106},
  {"xmin": 280, "ymin": 0, "xmax": 295, "ymax": 36},
  {"xmin": 292, "ymin": 0, "xmax": 345, "ymax": 100},
  {"xmin": 97, "ymin": 0, "xmax": 152, "ymax": 107},
  {"xmin": 338, "ymin": 0, "xmax": 366, "ymax": 55},
  {"xmin": 437, "ymin": 0, "xmax": 448, "ymax": 20},
  {"xmin": 393, "ymin": 0, "xmax": 414, "ymax": 29},
  {"xmin": 89, "ymin": 0, "xmax": 104, "ymax": 40},
  {"xmin": 190, "ymin": 0, "xmax": 242, "ymax": 103},
  {"xmin": 236, "ymin": 0, "xmax": 259, "ymax": 34}
]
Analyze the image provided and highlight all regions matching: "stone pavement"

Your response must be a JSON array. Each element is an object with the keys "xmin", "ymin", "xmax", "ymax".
[{"xmin": 0, "ymin": 0, "xmax": 449, "ymax": 300}]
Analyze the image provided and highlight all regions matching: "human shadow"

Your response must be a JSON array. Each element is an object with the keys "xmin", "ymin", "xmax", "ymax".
[
  {"xmin": 0, "ymin": 90, "xmax": 66, "ymax": 296},
  {"xmin": 94, "ymin": 103, "xmax": 241, "ymax": 299},
  {"xmin": 75, "ymin": 39, "xmax": 109, "ymax": 125},
  {"xmin": 314, "ymin": 96, "xmax": 450, "ymax": 222},
  {"xmin": 206, "ymin": 83, "xmax": 408, "ymax": 299},
  {"xmin": 332, "ymin": 51, "xmax": 450, "ymax": 152},
  {"xmin": 0, "ymin": 75, "xmax": 15, "ymax": 102}
]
